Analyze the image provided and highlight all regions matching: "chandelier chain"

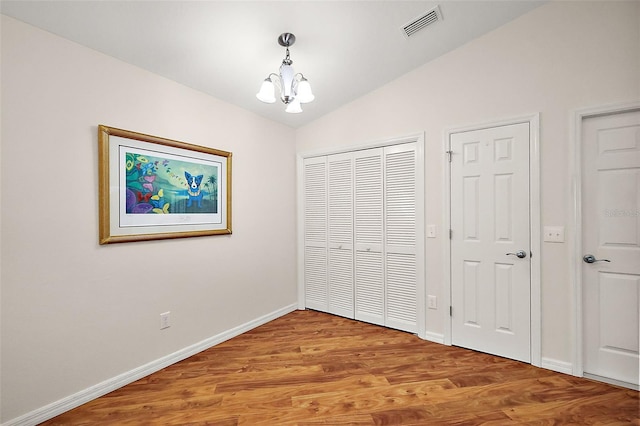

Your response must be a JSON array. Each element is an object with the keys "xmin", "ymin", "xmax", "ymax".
[{"xmin": 283, "ymin": 47, "xmax": 292, "ymax": 65}]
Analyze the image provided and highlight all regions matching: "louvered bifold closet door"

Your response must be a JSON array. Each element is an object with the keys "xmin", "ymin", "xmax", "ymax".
[
  {"xmin": 384, "ymin": 143, "xmax": 418, "ymax": 333},
  {"xmin": 327, "ymin": 153, "xmax": 354, "ymax": 318},
  {"xmin": 353, "ymin": 148, "xmax": 385, "ymax": 326},
  {"xmin": 303, "ymin": 156, "xmax": 328, "ymax": 311}
]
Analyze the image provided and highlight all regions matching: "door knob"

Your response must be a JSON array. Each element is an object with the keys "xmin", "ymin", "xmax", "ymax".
[
  {"xmin": 583, "ymin": 254, "xmax": 610, "ymax": 264},
  {"xmin": 506, "ymin": 250, "xmax": 527, "ymax": 259}
]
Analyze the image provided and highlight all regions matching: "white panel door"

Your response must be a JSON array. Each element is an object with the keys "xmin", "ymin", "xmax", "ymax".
[
  {"xmin": 384, "ymin": 143, "xmax": 418, "ymax": 333},
  {"xmin": 327, "ymin": 152, "xmax": 354, "ymax": 318},
  {"xmin": 450, "ymin": 123, "xmax": 531, "ymax": 362},
  {"xmin": 582, "ymin": 109, "xmax": 640, "ymax": 388},
  {"xmin": 303, "ymin": 156, "xmax": 328, "ymax": 311},
  {"xmin": 354, "ymin": 148, "xmax": 385, "ymax": 326}
]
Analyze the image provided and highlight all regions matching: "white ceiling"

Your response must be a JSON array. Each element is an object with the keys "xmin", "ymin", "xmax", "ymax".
[{"xmin": 1, "ymin": 1, "xmax": 545, "ymax": 128}]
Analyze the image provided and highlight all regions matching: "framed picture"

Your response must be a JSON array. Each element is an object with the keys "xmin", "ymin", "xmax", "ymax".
[{"xmin": 98, "ymin": 125, "xmax": 232, "ymax": 244}]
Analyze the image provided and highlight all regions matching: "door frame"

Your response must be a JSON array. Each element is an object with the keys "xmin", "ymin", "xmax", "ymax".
[
  {"xmin": 570, "ymin": 101, "xmax": 640, "ymax": 379},
  {"xmin": 443, "ymin": 114, "xmax": 541, "ymax": 367},
  {"xmin": 297, "ymin": 133, "xmax": 426, "ymax": 339}
]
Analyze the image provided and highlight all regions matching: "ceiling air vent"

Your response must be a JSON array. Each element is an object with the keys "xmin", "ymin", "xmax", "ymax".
[{"xmin": 402, "ymin": 5, "xmax": 443, "ymax": 38}]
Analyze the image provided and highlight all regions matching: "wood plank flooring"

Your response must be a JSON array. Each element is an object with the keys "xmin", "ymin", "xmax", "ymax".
[{"xmin": 42, "ymin": 310, "xmax": 639, "ymax": 425}]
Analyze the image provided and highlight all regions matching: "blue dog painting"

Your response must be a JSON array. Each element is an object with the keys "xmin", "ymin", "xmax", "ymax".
[
  {"xmin": 185, "ymin": 171, "xmax": 204, "ymax": 208},
  {"xmin": 124, "ymin": 151, "xmax": 218, "ymax": 215}
]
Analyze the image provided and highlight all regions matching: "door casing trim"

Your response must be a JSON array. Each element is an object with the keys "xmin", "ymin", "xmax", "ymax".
[
  {"xmin": 443, "ymin": 114, "xmax": 541, "ymax": 367},
  {"xmin": 570, "ymin": 101, "xmax": 640, "ymax": 377}
]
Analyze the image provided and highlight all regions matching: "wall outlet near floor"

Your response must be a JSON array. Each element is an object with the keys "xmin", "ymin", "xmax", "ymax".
[
  {"xmin": 160, "ymin": 311, "xmax": 171, "ymax": 330},
  {"xmin": 543, "ymin": 226, "xmax": 565, "ymax": 243},
  {"xmin": 427, "ymin": 295, "xmax": 438, "ymax": 309}
]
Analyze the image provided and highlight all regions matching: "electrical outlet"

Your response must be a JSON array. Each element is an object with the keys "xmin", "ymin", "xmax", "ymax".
[
  {"xmin": 543, "ymin": 226, "xmax": 565, "ymax": 243},
  {"xmin": 427, "ymin": 295, "xmax": 438, "ymax": 309},
  {"xmin": 160, "ymin": 311, "xmax": 171, "ymax": 330}
]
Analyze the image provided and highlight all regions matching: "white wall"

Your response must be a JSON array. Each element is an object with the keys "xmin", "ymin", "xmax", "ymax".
[
  {"xmin": 296, "ymin": 1, "xmax": 640, "ymax": 363},
  {"xmin": 2, "ymin": 1, "xmax": 639, "ymax": 422},
  {"xmin": 1, "ymin": 15, "xmax": 297, "ymax": 423}
]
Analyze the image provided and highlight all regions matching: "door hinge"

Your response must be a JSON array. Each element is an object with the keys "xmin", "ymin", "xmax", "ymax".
[
  {"xmin": 449, "ymin": 229, "xmax": 453, "ymax": 239},
  {"xmin": 449, "ymin": 306, "xmax": 453, "ymax": 317},
  {"xmin": 446, "ymin": 150, "xmax": 453, "ymax": 162}
]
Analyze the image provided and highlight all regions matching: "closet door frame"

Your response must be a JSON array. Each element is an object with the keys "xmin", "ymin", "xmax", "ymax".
[{"xmin": 297, "ymin": 133, "xmax": 425, "ymax": 339}]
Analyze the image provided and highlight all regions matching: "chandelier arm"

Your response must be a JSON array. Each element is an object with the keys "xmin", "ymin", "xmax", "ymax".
[{"xmin": 268, "ymin": 73, "xmax": 284, "ymax": 100}]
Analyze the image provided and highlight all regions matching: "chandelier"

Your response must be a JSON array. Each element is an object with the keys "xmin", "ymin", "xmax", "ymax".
[{"xmin": 256, "ymin": 33, "xmax": 315, "ymax": 114}]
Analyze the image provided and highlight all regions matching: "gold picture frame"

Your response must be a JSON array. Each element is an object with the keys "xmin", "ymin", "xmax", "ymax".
[{"xmin": 98, "ymin": 125, "xmax": 232, "ymax": 244}]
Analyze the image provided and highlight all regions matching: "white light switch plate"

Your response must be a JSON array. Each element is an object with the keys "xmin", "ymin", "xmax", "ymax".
[
  {"xmin": 427, "ymin": 225, "xmax": 437, "ymax": 238},
  {"xmin": 543, "ymin": 226, "xmax": 565, "ymax": 243},
  {"xmin": 427, "ymin": 295, "xmax": 437, "ymax": 309}
]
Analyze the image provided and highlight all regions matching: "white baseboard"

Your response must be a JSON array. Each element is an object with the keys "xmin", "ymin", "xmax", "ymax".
[
  {"xmin": 3, "ymin": 303, "xmax": 298, "ymax": 426},
  {"xmin": 424, "ymin": 331, "xmax": 445, "ymax": 344},
  {"xmin": 541, "ymin": 357, "xmax": 573, "ymax": 375}
]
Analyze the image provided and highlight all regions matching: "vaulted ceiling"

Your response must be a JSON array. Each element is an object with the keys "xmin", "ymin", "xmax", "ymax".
[{"xmin": 1, "ymin": 1, "xmax": 545, "ymax": 128}]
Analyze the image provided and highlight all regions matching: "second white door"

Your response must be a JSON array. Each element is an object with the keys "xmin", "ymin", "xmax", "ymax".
[
  {"xmin": 450, "ymin": 122, "xmax": 531, "ymax": 363},
  {"xmin": 581, "ymin": 108, "xmax": 640, "ymax": 389}
]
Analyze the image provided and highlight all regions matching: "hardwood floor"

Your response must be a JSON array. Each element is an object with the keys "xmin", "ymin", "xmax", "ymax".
[{"xmin": 43, "ymin": 310, "xmax": 639, "ymax": 425}]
